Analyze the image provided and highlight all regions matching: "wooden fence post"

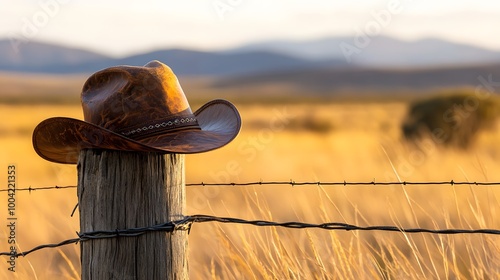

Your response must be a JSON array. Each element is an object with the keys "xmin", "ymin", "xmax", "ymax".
[{"xmin": 77, "ymin": 149, "xmax": 188, "ymax": 279}]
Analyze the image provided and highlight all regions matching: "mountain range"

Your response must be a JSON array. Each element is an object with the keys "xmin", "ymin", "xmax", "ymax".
[
  {"xmin": 1, "ymin": 36, "xmax": 500, "ymax": 96},
  {"xmin": 230, "ymin": 36, "xmax": 500, "ymax": 67},
  {"xmin": 2, "ymin": 36, "xmax": 500, "ymax": 76},
  {"xmin": 0, "ymin": 39, "xmax": 345, "ymax": 76}
]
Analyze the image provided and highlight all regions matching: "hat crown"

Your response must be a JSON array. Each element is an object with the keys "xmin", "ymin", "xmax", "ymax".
[{"xmin": 81, "ymin": 61, "xmax": 197, "ymax": 137}]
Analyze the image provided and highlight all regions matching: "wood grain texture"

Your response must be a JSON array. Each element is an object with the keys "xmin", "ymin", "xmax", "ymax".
[{"xmin": 77, "ymin": 149, "xmax": 187, "ymax": 279}]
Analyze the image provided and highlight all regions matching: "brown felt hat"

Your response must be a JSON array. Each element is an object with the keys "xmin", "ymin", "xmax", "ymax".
[{"xmin": 32, "ymin": 60, "xmax": 241, "ymax": 164}]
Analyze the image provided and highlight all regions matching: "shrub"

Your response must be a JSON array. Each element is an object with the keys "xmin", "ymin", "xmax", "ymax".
[
  {"xmin": 287, "ymin": 114, "xmax": 335, "ymax": 134},
  {"xmin": 402, "ymin": 92, "xmax": 500, "ymax": 149}
]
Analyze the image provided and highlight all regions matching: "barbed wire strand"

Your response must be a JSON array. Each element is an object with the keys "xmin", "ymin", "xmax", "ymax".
[
  {"xmin": 2, "ymin": 215, "xmax": 500, "ymax": 258},
  {"xmin": 2, "ymin": 180, "xmax": 500, "ymax": 193},
  {"xmin": 186, "ymin": 180, "xmax": 500, "ymax": 186},
  {"xmin": 0, "ymin": 185, "xmax": 76, "ymax": 192},
  {"xmin": 0, "ymin": 217, "xmax": 192, "ymax": 258}
]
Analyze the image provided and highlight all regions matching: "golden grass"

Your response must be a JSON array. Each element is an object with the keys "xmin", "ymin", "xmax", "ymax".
[{"xmin": 1, "ymin": 101, "xmax": 500, "ymax": 279}]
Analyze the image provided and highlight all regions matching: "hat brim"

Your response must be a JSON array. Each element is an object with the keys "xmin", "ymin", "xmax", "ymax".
[{"xmin": 32, "ymin": 99, "xmax": 241, "ymax": 164}]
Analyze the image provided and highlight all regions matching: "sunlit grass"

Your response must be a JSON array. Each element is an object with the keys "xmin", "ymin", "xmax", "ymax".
[{"xmin": 1, "ymin": 101, "xmax": 500, "ymax": 279}]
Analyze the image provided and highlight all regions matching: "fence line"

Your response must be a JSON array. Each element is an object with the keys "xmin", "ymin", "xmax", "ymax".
[
  {"xmin": 3, "ymin": 214, "xmax": 500, "ymax": 258},
  {"xmin": 186, "ymin": 180, "xmax": 500, "ymax": 186},
  {"xmin": 2, "ymin": 180, "xmax": 500, "ymax": 193}
]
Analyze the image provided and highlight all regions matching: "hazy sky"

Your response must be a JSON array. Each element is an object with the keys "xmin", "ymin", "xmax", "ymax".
[{"xmin": 1, "ymin": 0, "xmax": 500, "ymax": 57}]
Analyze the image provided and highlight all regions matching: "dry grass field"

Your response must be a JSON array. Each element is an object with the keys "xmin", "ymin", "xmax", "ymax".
[{"xmin": 1, "ymin": 100, "xmax": 500, "ymax": 279}]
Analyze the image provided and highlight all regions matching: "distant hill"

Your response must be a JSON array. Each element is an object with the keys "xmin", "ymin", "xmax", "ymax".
[
  {"xmin": 213, "ymin": 63, "xmax": 500, "ymax": 93},
  {"xmin": 111, "ymin": 49, "xmax": 345, "ymax": 76},
  {"xmin": 352, "ymin": 37, "xmax": 500, "ymax": 67},
  {"xmin": 1, "ymin": 36, "xmax": 500, "ymax": 75},
  {"xmin": 0, "ymin": 39, "xmax": 345, "ymax": 76},
  {"xmin": 0, "ymin": 40, "xmax": 108, "ymax": 72},
  {"xmin": 228, "ymin": 36, "xmax": 500, "ymax": 67},
  {"xmin": 1, "ymin": 36, "xmax": 500, "ymax": 100}
]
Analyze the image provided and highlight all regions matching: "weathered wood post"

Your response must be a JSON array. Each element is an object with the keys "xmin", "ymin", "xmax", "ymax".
[{"xmin": 77, "ymin": 150, "xmax": 187, "ymax": 279}]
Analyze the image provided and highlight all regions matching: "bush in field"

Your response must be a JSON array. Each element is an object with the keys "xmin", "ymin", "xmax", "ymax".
[
  {"xmin": 287, "ymin": 117, "xmax": 335, "ymax": 134},
  {"xmin": 402, "ymin": 92, "xmax": 500, "ymax": 149}
]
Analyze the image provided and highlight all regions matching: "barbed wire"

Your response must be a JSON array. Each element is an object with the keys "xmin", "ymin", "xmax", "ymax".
[
  {"xmin": 0, "ymin": 185, "xmax": 76, "ymax": 192},
  {"xmin": 186, "ymin": 180, "xmax": 500, "ymax": 187},
  {"xmin": 1, "ymin": 180, "xmax": 500, "ymax": 193},
  {"xmin": 0, "ymin": 217, "xmax": 192, "ymax": 258},
  {"xmin": 2, "ymin": 214, "xmax": 500, "ymax": 258}
]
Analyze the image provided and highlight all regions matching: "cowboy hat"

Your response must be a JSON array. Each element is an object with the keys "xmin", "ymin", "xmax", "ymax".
[{"xmin": 32, "ymin": 60, "xmax": 241, "ymax": 164}]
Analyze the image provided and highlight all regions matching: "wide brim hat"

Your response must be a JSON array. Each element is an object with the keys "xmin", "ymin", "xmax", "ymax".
[{"xmin": 33, "ymin": 60, "xmax": 241, "ymax": 164}]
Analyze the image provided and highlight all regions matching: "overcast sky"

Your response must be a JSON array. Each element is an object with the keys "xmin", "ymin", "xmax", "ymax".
[{"xmin": 1, "ymin": 0, "xmax": 499, "ymax": 57}]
